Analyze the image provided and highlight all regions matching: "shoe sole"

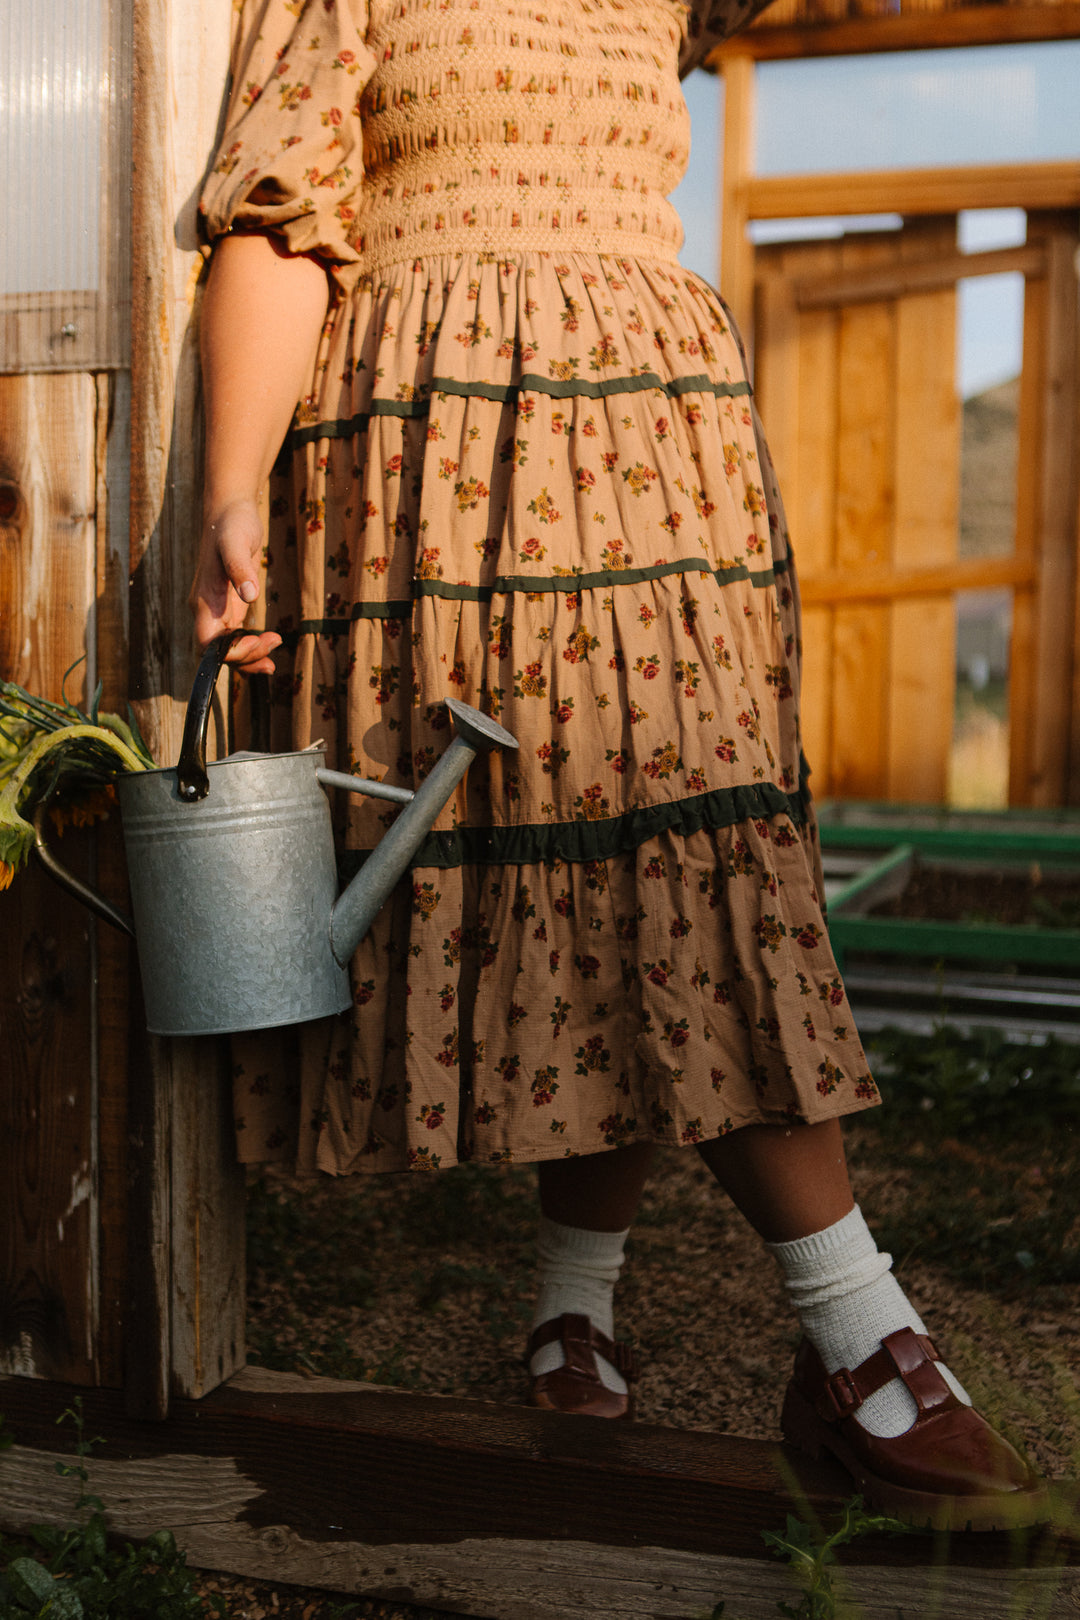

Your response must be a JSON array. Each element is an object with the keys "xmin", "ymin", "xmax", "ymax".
[{"xmin": 781, "ymin": 1381, "xmax": 1049, "ymax": 1533}]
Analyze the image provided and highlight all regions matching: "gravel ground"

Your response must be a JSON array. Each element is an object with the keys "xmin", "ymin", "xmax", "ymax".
[
  {"xmin": 186, "ymin": 1106, "xmax": 1080, "ymax": 1617},
  {"xmin": 245, "ymin": 1132, "xmax": 1080, "ymax": 1479}
]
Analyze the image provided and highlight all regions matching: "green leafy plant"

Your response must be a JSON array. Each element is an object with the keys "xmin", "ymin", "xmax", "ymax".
[
  {"xmin": 866, "ymin": 1024, "xmax": 1080, "ymax": 1136},
  {"xmin": 708, "ymin": 1496, "xmax": 911, "ymax": 1620},
  {"xmin": 0, "ymin": 1400, "xmax": 223, "ymax": 1619},
  {"xmin": 0, "ymin": 668, "xmax": 154, "ymax": 890},
  {"xmin": 761, "ymin": 1497, "xmax": 911, "ymax": 1619}
]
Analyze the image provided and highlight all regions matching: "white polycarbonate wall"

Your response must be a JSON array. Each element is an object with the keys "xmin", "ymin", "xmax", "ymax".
[{"xmin": 0, "ymin": 0, "xmax": 129, "ymax": 370}]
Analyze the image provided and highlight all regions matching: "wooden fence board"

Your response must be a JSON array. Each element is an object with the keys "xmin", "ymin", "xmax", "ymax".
[
  {"xmin": 0, "ymin": 373, "xmax": 99, "ymax": 1384},
  {"xmin": 127, "ymin": 0, "xmax": 243, "ymax": 1412},
  {"xmin": 1025, "ymin": 213, "xmax": 1080, "ymax": 807},
  {"xmin": 830, "ymin": 242, "xmax": 896, "ymax": 799},
  {"xmin": 93, "ymin": 371, "xmax": 132, "ymax": 1389},
  {"xmin": 887, "ymin": 219, "xmax": 958, "ymax": 804}
]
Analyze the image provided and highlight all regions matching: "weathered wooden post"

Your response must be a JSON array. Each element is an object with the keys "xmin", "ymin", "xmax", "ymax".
[
  {"xmin": 0, "ymin": 0, "xmax": 244, "ymax": 1416},
  {"xmin": 126, "ymin": 0, "xmax": 244, "ymax": 1418}
]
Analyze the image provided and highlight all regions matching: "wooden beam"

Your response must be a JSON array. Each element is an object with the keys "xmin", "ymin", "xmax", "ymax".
[
  {"xmin": 1026, "ymin": 212, "xmax": 1080, "ymax": 806},
  {"xmin": 720, "ymin": 52, "xmax": 757, "ymax": 351},
  {"xmin": 799, "ymin": 555, "xmax": 1036, "ymax": 606},
  {"xmin": 795, "ymin": 244, "xmax": 1047, "ymax": 312},
  {"xmin": 746, "ymin": 163, "xmax": 1080, "ymax": 223},
  {"xmin": 0, "ymin": 1371, "xmax": 1076, "ymax": 1620},
  {"xmin": 714, "ymin": 1, "xmax": 1080, "ymax": 60},
  {"xmin": 0, "ymin": 374, "xmax": 99, "ymax": 1385}
]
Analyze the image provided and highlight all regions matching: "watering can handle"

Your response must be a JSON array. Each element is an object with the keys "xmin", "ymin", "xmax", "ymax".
[
  {"xmin": 31, "ymin": 803, "xmax": 135, "ymax": 937},
  {"xmin": 176, "ymin": 630, "xmax": 246, "ymax": 802}
]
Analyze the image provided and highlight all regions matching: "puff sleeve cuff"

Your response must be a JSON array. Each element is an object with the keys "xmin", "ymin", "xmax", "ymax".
[
  {"xmin": 679, "ymin": 0, "xmax": 777, "ymax": 77},
  {"xmin": 199, "ymin": 0, "xmax": 377, "ymax": 265}
]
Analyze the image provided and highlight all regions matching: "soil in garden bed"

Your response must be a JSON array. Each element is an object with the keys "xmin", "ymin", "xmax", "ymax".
[{"xmin": 870, "ymin": 865, "xmax": 1080, "ymax": 929}]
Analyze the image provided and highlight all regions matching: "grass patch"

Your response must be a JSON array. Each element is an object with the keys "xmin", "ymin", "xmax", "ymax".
[{"xmin": 853, "ymin": 1026, "xmax": 1080, "ymax": 1293}]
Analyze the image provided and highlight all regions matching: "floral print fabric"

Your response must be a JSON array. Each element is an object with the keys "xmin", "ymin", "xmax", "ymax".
[{"xmin": 208, "ymin": 0, "xmax": 880, "ymax": 1173}]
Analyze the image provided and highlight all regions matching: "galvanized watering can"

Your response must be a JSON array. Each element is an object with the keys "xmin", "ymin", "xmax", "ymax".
[{"xmin": 35, "ymin": 633, "xmax": 518, "ymax": 1037}]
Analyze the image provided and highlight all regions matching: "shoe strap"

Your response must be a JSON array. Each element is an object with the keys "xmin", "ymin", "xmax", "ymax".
[
  {"xmin": 818, "ymin": 1327, "xmax": 954, "ymax": 1423},
  {"xmin": 526, "ymin": 1313, "xmax": 640, "ymax": 1384}
]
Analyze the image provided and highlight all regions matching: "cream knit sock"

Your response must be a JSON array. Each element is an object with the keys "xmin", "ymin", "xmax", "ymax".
[
  {"xmin": 768, "ymin": 1205, "xmax": 971, "ymax": 1439},
  {"xmin": 530, "ymin": 1216, "xmax": 629, "ymax": 1396}
]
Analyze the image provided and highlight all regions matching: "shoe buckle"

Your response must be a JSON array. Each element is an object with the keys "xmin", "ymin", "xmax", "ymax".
[
  {"xmin": 821, "ymin": 1366, "xmax": 861, "ymax": 1422},
  {"xmin": 614, "ymin": 1342, "xmax": 640, "ymax": 1383}
]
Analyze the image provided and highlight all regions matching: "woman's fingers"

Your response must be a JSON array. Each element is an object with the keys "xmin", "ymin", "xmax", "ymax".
[
  {"xmin": 190, "ymin": 498, "xmax": 277, "ymax": 674},
  {"xmin": 223, "ymin": 630, "xmax": 282, "ymax": 676}
]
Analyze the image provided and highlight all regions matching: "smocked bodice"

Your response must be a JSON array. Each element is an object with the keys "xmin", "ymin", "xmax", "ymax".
[
  {"xmin": 200, "ymin": 0, "xmax": 772, "ymax": 274},
  {"xmin": 351, "ymin": 0, "xmax": 691, "ymax": 270}
]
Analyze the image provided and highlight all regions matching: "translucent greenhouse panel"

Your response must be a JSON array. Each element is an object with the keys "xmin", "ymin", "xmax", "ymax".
[{"xmin": 0, "ymin": 0, "xmax": 130, "ymax": 371}]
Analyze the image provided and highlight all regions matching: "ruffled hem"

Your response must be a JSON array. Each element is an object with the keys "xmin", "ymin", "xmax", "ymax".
[{"xmin": 231, "ymin": 820, "xmax": 879, "ymax": 1173}]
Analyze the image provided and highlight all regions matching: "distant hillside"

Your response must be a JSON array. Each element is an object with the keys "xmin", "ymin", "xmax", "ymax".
[{"xmin": 959, "ymin": 378, "xmax": 1018, "ymax": 559}]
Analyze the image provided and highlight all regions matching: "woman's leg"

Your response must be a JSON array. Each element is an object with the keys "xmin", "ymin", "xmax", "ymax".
[
  {"xmin": 696, "ymin": 1118, "xmax": 853, "ymax": 1242},
  {"xmin": 528, "ymin": 1144, "xmax": 655, "ymax": 1414},
  {"xmin": 698, "ymin": 1118, "xmax": 970, "ymax": 1436},
  {"xmin": 538, "ymin": 1140, "xmax": 656, "ymax": 1230},
  {"xmin": 696, "ymin": 1115, "xmax": 1041, "ymax": 1529}
]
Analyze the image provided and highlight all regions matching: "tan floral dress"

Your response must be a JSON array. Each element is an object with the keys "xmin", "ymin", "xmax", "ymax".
[{"xmin": 201, "ymin": 0, "xmax": 880, "ymax": 1175}]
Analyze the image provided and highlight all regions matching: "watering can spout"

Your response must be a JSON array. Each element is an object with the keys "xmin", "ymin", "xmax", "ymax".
[{"xmin": 328, "ymin": 700, "xmax": 519, "ymax": 967}]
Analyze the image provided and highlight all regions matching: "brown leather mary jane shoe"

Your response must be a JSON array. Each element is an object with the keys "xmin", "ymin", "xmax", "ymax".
[
  {"xmin": 781, "ymin": 1327, "xmax": 1047, "ymax": 1531},
  {"xmin": 526, "ymin": 1313, "xmax": 639, "ymax": 1420}
]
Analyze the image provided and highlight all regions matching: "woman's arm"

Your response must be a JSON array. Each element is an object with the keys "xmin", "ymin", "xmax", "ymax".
[{"xmin": 190, "ymin": 231, "xmax": 332, "ymax": 672}]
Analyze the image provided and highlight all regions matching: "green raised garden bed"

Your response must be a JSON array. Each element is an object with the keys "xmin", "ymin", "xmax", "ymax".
[{"xmin": 816, "ymin": 802, "xmax": 1080, "ymax": 973}]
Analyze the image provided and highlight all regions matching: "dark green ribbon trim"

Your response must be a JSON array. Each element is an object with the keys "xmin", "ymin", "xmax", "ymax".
[
  {"xmin": 415, "ymin": 556, "xmax": 786, "ymax": 599},
  {"xmin": 338, "ymin": 779, "xmax": 809, "ymax": 876},
  {"xmin": 279, "ymin": 555, "xmax": 790, "ymax": 643},
  {"xmin": 288, "ymin": 371, "xmax": 752, "ymax": 449}
]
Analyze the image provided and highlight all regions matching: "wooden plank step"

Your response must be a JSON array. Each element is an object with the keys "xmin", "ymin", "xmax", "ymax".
[{"xmin": 0, "ymin": 1370, "xmax": 1076, "ymax": 1619}]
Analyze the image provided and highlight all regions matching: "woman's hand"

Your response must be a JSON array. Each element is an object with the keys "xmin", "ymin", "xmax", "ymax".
[{"xmin": 189, "ymin": 495, "xmax": 282, "ymax": 675}]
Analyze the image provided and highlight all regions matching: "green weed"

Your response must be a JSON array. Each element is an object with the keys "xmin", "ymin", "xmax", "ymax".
[
  {"xmin": 866, "ymin": 1024, "xmax": 1080, "ymax": 1135},
  {"xmin": 709, "ymin": 1495, "xmax": 912, "ymax": 1620},
  {"xmin": 0, "ymin": 1400, "xmax": 222, "ymax": 1619}
]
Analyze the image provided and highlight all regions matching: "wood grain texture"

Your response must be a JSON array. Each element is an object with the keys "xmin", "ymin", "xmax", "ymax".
[
  {"xmin": 0, "ymin": 373, "xmax": 99, "ymax": 1385},
  {"xmin": 719, "ymin": 53, "xmax": 756, "ymax": 349},
  {"xmin": 830, "ymin": 238, "xmax": 897, "ymax": 799},
  {"xmin": 0, "ymin": 1372, "xmax": 1076, "ymax": 1620},
  {"xmin": 169, "ymin": 1036, "xmax": 246, "ymax": 1400},
  {"xmin": 746, "ymin": 163, "xmax": 1080, "ymax": 224},
  {"xmin": 3, "ymin": 1450, "xmax": 1077, "ymax": 1620},
  {"xmin": 795, "ymin": 243, "xmax": 1046, "ymax": 312},
  {"xmin": 94, "ymin": 372, "xmax": 132, "ymax": 1389},
  {"xmin": 719, "ymin": 1, "xmax": 1080, "ymax": 60},
  {"xmin": 887, "ymin": 219, "xmax": 958, "ymax": 804},
  {"xmin": 798, "ymin": 556, "xmax": 1034, "ymax": 605},
  {"xmin": 0, "ymin": 374, "xmax": 97, "ymax": 699},
  {"xmin": 1025, "ymin": 214, "xmax": 1080, "ymax": 807},
  {"xmin": 128, "ymin": 0, "xmax": 243, "ymax": 1408}
]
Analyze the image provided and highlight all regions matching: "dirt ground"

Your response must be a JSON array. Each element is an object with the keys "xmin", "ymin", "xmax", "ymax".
[{"xmin": 206, "ymin": 1114, "xmax": 1080, "ymax": 1618}]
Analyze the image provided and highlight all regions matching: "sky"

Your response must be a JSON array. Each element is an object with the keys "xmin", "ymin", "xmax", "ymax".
[{"xmin": 670, "ymin": 41, "xmax": 1080, "ymax": 398}]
